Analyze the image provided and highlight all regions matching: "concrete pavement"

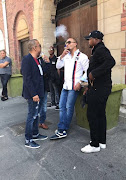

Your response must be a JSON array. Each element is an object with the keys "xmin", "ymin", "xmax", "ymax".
[{"xmin": 0, "ymin": 96, "xmax": 126, "ymax": 180}]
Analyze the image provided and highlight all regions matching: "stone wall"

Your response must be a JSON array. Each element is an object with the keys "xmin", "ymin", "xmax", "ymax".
[
  {"xmin": 33, "ymin": 0, "xmax": 56, "ymax": 56},
  {"xmin": 98, "ymin": 0, "xmax": 126, "ymax": 84}
]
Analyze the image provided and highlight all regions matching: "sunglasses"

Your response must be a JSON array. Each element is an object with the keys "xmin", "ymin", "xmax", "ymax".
[
  {"xmin": 65, "ymin": 41, "xmax": 76, "ymax": 45},
  {"xmin": 35, "ymin": 44, "xmax": 41, "ymax": 48}
]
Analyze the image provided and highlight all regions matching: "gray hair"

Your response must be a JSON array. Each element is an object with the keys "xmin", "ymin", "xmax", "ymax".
[{"xmin": 28, "ymin": 39, "xmax": 38, "ymax": 51}]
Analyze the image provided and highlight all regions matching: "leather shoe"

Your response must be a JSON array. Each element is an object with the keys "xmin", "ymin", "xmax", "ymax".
[{"xmin": 39, "ymin": 123, "xmax": 48, "ymax": 130}]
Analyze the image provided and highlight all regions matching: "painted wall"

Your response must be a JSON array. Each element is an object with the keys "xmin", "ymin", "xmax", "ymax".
[{"xmin": 98, "ymin": 0, "xmax": 126, "ymax": 84}]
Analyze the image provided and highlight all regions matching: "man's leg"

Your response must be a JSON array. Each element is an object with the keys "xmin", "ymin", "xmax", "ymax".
[
  {"xmin": 87, "ymin": 89, "xmax": 100, "ymax": 147},
  {"xmin": 65, "ymin": 90, "xmax": 79, "ymax": 130},
  {"xmin": 50, "ymin": 89, "xmax": 68, "ymax": 140},
  {"xmin": 58, "ymin": 89, "xmax": 78, "ymax": 130},
  {"xmin": 49, "ymin": 80, "xmax": 55, "ymax": 105},
  {"xmin": 52, "ymin": 83, "xmax": 59, "ymax": 106},
  {"xmin": 50, "ymin": 89, "xmax": 79, "ymax": 140},
  {"xmin": 58, "ymin": 89, "xmax": 68, "ymax": 130},
  {"xmin": 39, "ymin": 92, "xmax": 48, "ymax": 129},
  {"xmin": 25, "ymin": 99, "xmax": 39, "ymax": 141},
  {"xmin": 1, "ymin": 74, "xmax": 11, "ymax": 98}
]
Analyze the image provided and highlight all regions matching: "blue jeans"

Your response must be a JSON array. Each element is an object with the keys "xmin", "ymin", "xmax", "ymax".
[
  {"xmin": 39, "ymin": 91, "xmax": 47, "ymax": 124},
  {"xmin": 25, "ymin": 98, "xmax": 44, "ymax": 141},
  {"xmin": 58, "ymin": 89, "xmax": 79, "ymax": 130}
]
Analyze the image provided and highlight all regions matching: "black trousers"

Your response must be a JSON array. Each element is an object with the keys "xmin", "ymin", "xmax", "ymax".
[
  {"xmin": 0, "ymin": 74, "xmax": 11, "ymax": 97},
  {"xmin": 87, "ymin": 87, "xmax": 111, "ymax": 147}
]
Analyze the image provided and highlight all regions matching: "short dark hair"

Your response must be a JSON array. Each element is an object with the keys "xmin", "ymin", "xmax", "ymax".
[{"xmin": 0, "ymin": 49, "xmax": 6, "ymax": 53}]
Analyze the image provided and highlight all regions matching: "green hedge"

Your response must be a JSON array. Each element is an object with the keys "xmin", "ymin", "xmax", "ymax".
[
  {"xmin": 75, "ymin": 84, "xmax": 126, "ymax": 130},
  {"xmin": 7, "ymin": 74, "xmax": 23, "ymax": 97}
]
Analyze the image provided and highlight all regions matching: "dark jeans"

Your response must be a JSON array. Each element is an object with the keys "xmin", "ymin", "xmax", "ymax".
[
  {"xmin": 49, "ymin": 80, "xmax": 59, "ymax": 105},
  {"xmin": 0, "ymin": 74, "xmax": 11, "ymax": 97},
  {"xmin": 39, "ymin": 91, "xmax": 47, "ymax": 124},
  {"xmin": 87, "ymin": 87, "xmax": 111, "ymax": 147},
  {"xmin": 25, "ymin": 98, "xmax": 44, "ymax": 142}
]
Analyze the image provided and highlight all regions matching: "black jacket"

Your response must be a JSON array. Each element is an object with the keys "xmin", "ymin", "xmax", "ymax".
[
  {"xmin": 38, "ymin": 57, "xmax": 50, "ymax": 92},
  {"xmin": 49, "ymin": 55, "xmax": 60, "ymax": 85},
  {"xmin": 21, "ymin": 53, "xmax": 44, "ymax": 99},
  {"xmin": 88, "ymin": 42, "xmax": 116, "ymax": 89}
]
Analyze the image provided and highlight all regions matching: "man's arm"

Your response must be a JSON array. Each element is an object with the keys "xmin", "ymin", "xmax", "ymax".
[
  {"xmin": 91, "ymin": 48, "xmax": 116, "ymax": 79},
  {"xmin": 56, "ymin": 49, "xmax": 69, "ymax": 69},
  {"xmin": 0, "ymin": 61, "xmax": 9, "ymax": 68},
  {"xmin": 21, "ymin": 58, "xmax": 38, "ymax": 100}
]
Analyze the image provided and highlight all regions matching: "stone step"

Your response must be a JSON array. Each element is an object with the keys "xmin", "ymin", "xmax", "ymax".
[
  {"xmin": 119, "ymin": 88, "xmax": 126, "ymax": 122},
  {"xmin": 119, "ymin": 105, "xmax": 126, "ymax": 122}
]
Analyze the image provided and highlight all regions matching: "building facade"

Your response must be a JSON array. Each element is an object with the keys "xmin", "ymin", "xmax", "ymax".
[{"xmin": 0, "ymin": 0, "xmax": 126, "ymax": 84}]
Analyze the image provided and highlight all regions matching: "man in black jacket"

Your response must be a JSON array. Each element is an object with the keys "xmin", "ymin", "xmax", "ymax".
[
  {"xmin": 81, "ymin": 31, "xmax": 116, "ymax": 153},
  {"xmin": 21, "ymin": 39, "xmax": 48, "ymax": 149},
  {"xmin": 48, "ymin": 46, "xmax": 60, "ymax": 110}
]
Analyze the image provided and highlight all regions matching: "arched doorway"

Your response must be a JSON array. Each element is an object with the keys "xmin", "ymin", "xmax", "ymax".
[{"xmin": 16, "ymin": 14, "xmax": 29, "ymax": 59}]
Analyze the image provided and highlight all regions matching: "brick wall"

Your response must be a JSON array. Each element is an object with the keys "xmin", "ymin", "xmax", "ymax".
[
  {"xmin": 5, "ymin": 0, "xmax": 34, "ymax": 70},
  {"xmin": 121, "ymin": 3, "xmax": 126, "ymax": 67}
]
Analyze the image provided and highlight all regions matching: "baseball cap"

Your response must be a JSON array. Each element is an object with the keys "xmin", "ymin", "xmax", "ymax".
[{"xmin": 84, "ymin": 30, "xmax": 104, "ymax": 40}]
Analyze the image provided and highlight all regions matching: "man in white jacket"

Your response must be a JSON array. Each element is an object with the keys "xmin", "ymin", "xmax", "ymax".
[{"xmin": 50, "ymin": 38, "xmax": 89, "ymax": 140}]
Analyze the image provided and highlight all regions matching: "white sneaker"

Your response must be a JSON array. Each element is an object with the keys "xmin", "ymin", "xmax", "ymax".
[
  {"xmin": 81, "ymin": 144, "xmax": 100, "ymax": 153},
  {"xmin": 99, "ymin": 143, "xmax": 106, "ymax": 149}
]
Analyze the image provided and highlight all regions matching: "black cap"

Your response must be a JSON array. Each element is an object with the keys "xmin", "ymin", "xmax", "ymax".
[{"xmin": 84, "ymin": 30, "xmax": 104, "ymax": 40}]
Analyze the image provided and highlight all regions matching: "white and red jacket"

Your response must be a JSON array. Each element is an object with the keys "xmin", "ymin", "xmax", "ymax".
[{"xmin": 56, "ymin": 49, "xmax": 89, "ymax": 90}]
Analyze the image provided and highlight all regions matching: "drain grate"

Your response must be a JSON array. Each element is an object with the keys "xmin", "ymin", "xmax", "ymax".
[
  {"xmin": 9, "ymin": 121, "xmax": 52, "ymax": 136},
  {"xmin": 9, "ymin": 122, "xmax": 26, "ymax": 136}
]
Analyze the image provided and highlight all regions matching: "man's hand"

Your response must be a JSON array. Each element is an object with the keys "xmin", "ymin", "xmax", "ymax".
[
  {"xmin": 89, "ymin": 72, "xmax": 95, "ymax": 81},
  {"xmin": 0, "ymin": 61, "xmax": 9, "ymax": 68},
  {"xmin": 43, "ymin": 55, "xmax": 50, "ymax": 63},
  {"xmin": 33, "ymin": 95, "xmax": 40, "ymax": 102},
  {"xmin": 60, "ymin": 49, "xmax": 70, "ymax": 60},
  {"xmin": 83, "ymin": 87, "xmax": 88, "ymax": 95},
  {"xmin": 74, "ymin": 82, "xmax": 81, "ymax": 91}
]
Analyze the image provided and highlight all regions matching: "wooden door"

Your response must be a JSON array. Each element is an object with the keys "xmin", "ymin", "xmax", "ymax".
[{"xmin": 56, "ymin": 0, "xmax": 97, "ymax": 58}]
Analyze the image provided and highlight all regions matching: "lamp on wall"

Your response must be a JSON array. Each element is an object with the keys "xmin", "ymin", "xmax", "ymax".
[{"xmin": 51, "ymin": 15, "xmax": 56, "ymax": 24}]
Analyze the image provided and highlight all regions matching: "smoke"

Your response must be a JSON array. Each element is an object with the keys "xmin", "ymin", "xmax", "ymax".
[{"xmin": 54, "ymin": 24, "xmax": 69, "ymax": 39}]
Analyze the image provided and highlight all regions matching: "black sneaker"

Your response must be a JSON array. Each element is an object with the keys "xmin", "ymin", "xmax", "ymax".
[
  {"xmin": 55, "ymin": 105, "xmax": 59, "ymax": 110},
  {"xmin": 51, "ymin": 103, "xmax": 56, "ymax": 107},
  {"xmin": 32, "ymin": 134, "xmax": 48, "ymax": 141},
  {"xmin": 1, "ymin": 96, "xmax": 8, "ymax": 101},
  {"xmin": 25, "ymin": 141, "xmax": 40, "ymax": 149},
  {"xmin": 50, "ymin": 130, "xmax": 67, "ymax": 140}
]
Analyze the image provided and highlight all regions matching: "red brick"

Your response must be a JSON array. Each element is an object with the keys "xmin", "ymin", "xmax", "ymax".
[
  {"xmin": 121, "ymin": 13, "xmax": 126, "ymax": 18},
  {"xmin": 0, "ymin": 0, "xmax": 34, "ymax": 72},
  {"xmin": 121, "ymin": 17, "xmax": 126, "ymax": 22},
  {"xmin": 121, "ymin": 57, "xmax": 126, "ymax": 61},
  {"xmin": 121, "ymin": 52, "xmax": 126, "ymax": 57},
  {"xmin": 121, "ymin": 61, "xmax": 126, "ymax": 65},
  {"xmin": 123, "ymin": 3, "xmax": 126, "ymax": 13},
  {"xmin": 121, "ymin": 49, "xmax": 126, "ymax": 53},
  {"xmin": 121, "ymin": 21, "xmax": 126, "ymax": 26},
  {"xmin": 121, "ymin": 26, "xmax": 126, "ymax": 31}
]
